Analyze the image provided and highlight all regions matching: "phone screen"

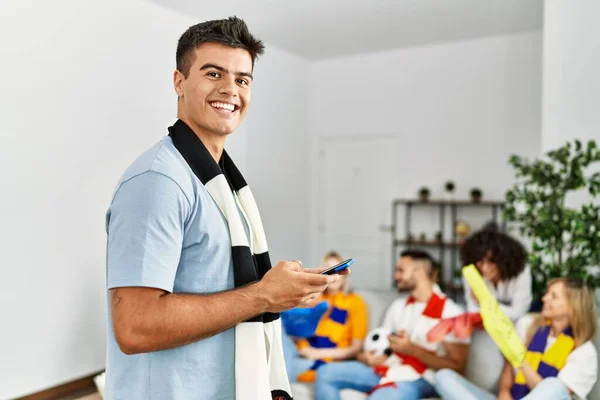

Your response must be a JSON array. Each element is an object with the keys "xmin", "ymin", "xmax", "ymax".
[{"xmin": 321, "ymin": 258, "xmax": 354, "ymax": 275}]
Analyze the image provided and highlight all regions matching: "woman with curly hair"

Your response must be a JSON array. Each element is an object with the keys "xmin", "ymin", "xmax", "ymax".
[{"xmin": 460, "ymin": 222, "xmax": 532, "ymax": 322}]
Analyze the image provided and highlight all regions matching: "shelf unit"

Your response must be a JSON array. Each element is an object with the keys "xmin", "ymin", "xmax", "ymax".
[{"xmin": 390, "ymin": 198, "xmax": 505, "ymax": 299}]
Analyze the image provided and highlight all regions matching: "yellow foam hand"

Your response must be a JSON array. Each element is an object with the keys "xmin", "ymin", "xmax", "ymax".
[{"xmin": 462, "ymin": 264, "xmax": 527, "ymax": 368}]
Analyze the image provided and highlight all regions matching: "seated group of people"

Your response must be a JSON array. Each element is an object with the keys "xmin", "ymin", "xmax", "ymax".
[{"xmin": 282, "ymin": 226, "xmax": 599, "ymax": 400}]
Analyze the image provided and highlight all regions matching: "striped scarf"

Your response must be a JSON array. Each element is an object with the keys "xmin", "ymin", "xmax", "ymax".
[
  {"xmin": 511, "ymin": 324, "xmax": 574, "ymax": 400},
  {"xmin": 169, "ymin": 119, "xmax": 292, "ymax": 400},
  {"xmin": 371, "ymin": 293, "xmax": 446, "ymax": 392}
]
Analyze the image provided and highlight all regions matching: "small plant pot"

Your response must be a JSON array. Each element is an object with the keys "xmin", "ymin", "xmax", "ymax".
[
  {"xmin": 418, "ymin": 187, "xmax": 431, "ymax": 202},
  {"xmin": 444, "ymin": 181, "xmax": 456, "ymax": 201},
  {"xmin": 470, "ymin": 189, "xmax": 483, "ymax": 203}
]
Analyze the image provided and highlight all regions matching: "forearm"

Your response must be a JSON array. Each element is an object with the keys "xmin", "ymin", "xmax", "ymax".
[
  {"xmin": 409, "ymin": 345, "xmax": 464, "ymax": 372},
  {"xmin": 315, "ymin": 343, "xmax": 362, "ymax": 361},
  {"xmin": 498, "ymin": 361, "xmax": 515, "ymax": 395},
  {"xmin": 111, "ymin": 283, "xmax": 268, "ymax": 354},
  {"xmin": 521, "ymin": 364, "xmax": 543, "ymax": 389}
]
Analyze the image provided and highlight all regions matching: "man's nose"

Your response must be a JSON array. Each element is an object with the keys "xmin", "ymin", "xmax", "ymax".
[{"xmin": 217, "ymin": 77, "xmax": 238, "ymax": 97}]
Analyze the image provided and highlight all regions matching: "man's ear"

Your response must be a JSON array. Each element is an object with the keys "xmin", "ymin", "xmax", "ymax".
[{"xmin": 173, "ymin": 70, "xmax": 185, "ymax": 97}]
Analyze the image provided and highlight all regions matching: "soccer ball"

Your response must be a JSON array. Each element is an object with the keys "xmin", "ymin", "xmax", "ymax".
[{"xmin": 364, "ymin": 327, "xmax": 392, "ymax": 356}]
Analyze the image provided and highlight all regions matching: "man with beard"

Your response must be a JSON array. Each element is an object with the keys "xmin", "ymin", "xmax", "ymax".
[{"xmin": 314, "ymin": 250, "xmax": 470, "ymax": 400}]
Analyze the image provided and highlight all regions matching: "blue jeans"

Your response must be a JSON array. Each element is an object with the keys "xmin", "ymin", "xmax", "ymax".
[
  {"xmin": 434, "ymin": 369, "xmax": 572, "ymax": 400},
  {"xmin": 315, "ymin": 361, "xmax": 438, "ymax": 400},
  {"xmin": 281, "ymin": 330, "xmax": 314, "ymax": 382}
]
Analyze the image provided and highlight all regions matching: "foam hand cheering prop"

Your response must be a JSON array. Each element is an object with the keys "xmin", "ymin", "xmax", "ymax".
[
  {"xmin": 281, "ymin": 301, "xmax": 329, "ymax": 338},
  {"xmin": 461, "ymin": 264, "xmax": 527, "ymax": 368}
]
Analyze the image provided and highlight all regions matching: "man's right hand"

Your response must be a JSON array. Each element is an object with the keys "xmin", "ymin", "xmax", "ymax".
[
  {"xmin": 358, "ymin": 350, "xmax": 388, "ymax": 366},
  {"xmin": 257, "ymin": 260, "xmax": 344, "ymax": 313}
]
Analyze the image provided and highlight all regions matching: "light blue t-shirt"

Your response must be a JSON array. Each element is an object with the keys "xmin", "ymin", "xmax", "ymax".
[{"xmin": 104, "ymin": 136, "xmax": 244, "ymax": 400}]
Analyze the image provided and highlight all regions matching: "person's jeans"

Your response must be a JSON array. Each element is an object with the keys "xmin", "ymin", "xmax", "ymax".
[
  {"xmin": 281, "ymin": 330, "xmax": 314, "ymax": 383},
  {"xmin": 434, "ymin": 369, "xmax": 572, "ymax": 400},
  {"xmin": 315, "ymin": 361, "xmax": 438, "ymax": 400}
]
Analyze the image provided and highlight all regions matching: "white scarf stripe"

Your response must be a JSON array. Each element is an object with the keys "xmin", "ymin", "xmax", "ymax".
[
  {"xmin": 205, "ymin": 176, "xmax": 249, "ymax": 248},
  {"xmin": 235, "ymin": 323, "xmax": 272, "ymax": 399},
  {"xmin": 238, "ymin": 186, "xmax": 269, "ymax": 254}
]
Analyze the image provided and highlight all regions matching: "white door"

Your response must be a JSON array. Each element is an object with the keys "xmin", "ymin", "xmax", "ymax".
[{"xmin": 315, "ymin": 136, "xmax": 399, "ymax": 290}]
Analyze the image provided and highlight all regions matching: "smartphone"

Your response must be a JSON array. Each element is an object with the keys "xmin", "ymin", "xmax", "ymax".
[{"xmin": 321, "ymin": 258, "xmax": 354, "ymax": 275}]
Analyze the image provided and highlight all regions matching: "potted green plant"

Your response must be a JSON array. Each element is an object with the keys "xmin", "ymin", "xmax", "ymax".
[
  {"xmin": 419, "ymin": 232, "xmax": 427, "ymax": 242},
  {"xmin": 504, "ymin": 139, "xmax": 600, "ymax": 304},
  {"xmin": 418, "ymin": 187, "xmax": 430, "ymax": 202},
  {"xmin": 453, "ymin": 269, "xmax": 463, "ymax": 287},
  {"xmin": 470, "ymin": 188, "xmax": 483, "ymax": 203},
  {"xmin": 444, "ymin": 181, "xmax": 456, "ymax": 201},
  {"xmin": 435, "ymin": 231, "xmax": 443, "ymax": 243}
]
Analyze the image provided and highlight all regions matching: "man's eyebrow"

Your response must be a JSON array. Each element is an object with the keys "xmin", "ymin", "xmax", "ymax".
[{"xmin": 200, "ymin": 63, "xmax": 253, "ymax": 80}]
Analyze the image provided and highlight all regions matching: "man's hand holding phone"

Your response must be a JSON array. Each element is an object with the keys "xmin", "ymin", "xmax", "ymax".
[{"xmin": 257, "ymin": 260, "xmax": 351, "ymax": 313}]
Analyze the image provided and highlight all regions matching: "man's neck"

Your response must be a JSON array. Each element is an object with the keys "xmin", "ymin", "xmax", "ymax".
[
  {"xmin": 410, "ymin": 280, "xmax": 434, "ymax": 303},
  {"xmin": 177, "ymin": 113, "xmax": 224, "ymax": 163},
  {"xmin": 549, "ymin": 317, "xmax": 570, "ymax": 337}
]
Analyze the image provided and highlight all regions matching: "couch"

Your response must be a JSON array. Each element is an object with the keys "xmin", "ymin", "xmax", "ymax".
[{"xmin": 290, "ymin": 289, "xmax": 600, "ymax": 400}]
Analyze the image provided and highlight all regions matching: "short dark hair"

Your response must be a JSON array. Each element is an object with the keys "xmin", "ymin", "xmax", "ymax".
[
  {"xmin": 460, "ymin": 229, "xmax": 527, "ymax": 280},
  {"xmin": 176, "ymin": 16, "xmax": 265, "ymax": 78},
  {"xmin": 400, "ymin": 249, "xmax": 436, "ymax": 277},
  {"xmin": 400, "ymin": 249, "xmax": 435, "ymax": 263}
]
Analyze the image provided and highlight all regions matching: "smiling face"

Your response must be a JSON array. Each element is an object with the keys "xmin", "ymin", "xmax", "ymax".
[
  {"xmin": 394, "ymin": 256, "xmax": 419, "ymax": 291},
  {"xmin": 541, "ymin": 281, "xmax": 571, "ymax": 322},
  {"xmin": 476, "ymin": 257, "xmax": 500, "ymax": 283},
  {"xmin": 174, "ymin": 42, "xmax": 253, "ymax": 140}
]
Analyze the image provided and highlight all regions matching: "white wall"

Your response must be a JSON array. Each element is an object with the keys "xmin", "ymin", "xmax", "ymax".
[
  {"xmin": 542, "ymin": 1, "xmax": 600, "ymax": 152},
  {"xmin": 244, "ymin": 48, "xmax": 311, "ymax": 264},
  {"xmin": 309, "ymin": 31, "xmax": 542, "ymax": 266}
]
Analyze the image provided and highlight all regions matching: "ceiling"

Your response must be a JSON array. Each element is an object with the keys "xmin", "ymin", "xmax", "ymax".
[{"xmin": 149, "ymin": 0, "xmax": 543, "ymax": 60}]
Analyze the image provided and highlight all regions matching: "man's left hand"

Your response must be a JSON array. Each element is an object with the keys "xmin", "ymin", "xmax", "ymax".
[{"xmin": 388, "ymin": 330, "xmax": 413, "ymax": 355}]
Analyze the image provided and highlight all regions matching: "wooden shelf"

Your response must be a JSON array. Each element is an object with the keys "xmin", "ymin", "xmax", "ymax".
[
  {"xmin": 391, "ymin": 197, "xmax": 504, "ymax": 301},
  {"xmin": 441, "ymin": 282, "xmax": 464, "ymax": 293},
  {"xmin": 393, "ymin": 199, "xmax": 504, "ymax": 207}
]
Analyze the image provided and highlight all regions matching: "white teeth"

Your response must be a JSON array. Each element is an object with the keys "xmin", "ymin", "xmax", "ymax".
[{"xmin": 211, "ymin": 102, "xmax": 235, "ymax": 112}]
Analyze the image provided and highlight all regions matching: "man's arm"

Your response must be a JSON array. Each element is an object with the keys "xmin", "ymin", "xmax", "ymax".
[
  {"xmin": 111, "ymin": 284, "xmax": 265, "ymax": 354},
  {"xmin": 388, "ymin": 331, "xmax": 469, "ymax": 373},
  {"xmin": 111, "ymin": 264, "xmax": 341, "ymax": 355},
  {"xmin": 410, "ymin": 341, "xmax": 469, "ymax": 373}
]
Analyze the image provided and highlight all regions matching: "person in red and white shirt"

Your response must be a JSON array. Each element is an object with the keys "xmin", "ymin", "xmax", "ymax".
[{"xmin": 314, "ymin": 250, "xmax": 470, "ymax": 400}]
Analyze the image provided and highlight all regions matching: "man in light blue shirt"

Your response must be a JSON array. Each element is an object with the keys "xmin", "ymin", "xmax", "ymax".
[{"xmin": 105, "ymin": 17, "xmax": 343, "ymax": 400}]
